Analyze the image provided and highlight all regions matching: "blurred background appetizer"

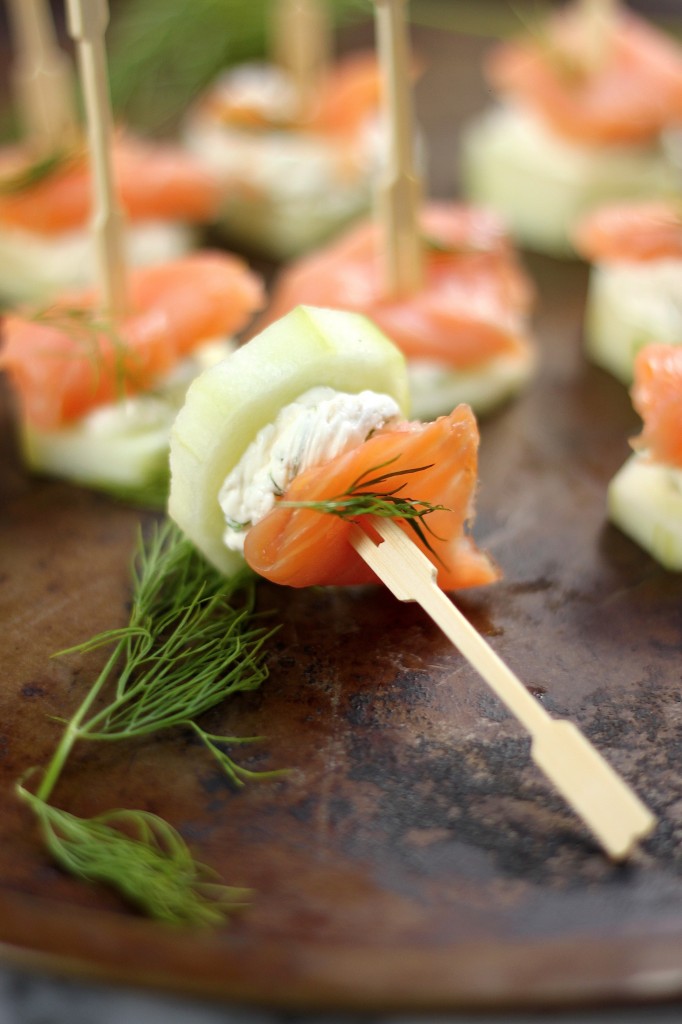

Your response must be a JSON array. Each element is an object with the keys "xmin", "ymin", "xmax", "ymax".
[
  {"xmin": 258, "ymin": 203, "xmax": 537, "ymax": 420},
  {"xmin": 169, "ymin": 304, "xmax": 498, "ymax": 590},
  {"xmin": 182, "ymin": 0, "xmax": 387, "ymax": 259},
  {"xmin": 0, "ymin": 252, "xmax": 264, "ymax": 503},
  {"xmin": 0, "ymin": 0, "xmax": 264, "ymax": 504},
  {"xmin": 252, "ymin": 0, "xmax": 536, "ymax": 421},
  {"xmin": 609, "ymin": 343, "xmax": 682, "ymax": 569},
  {"xmin": 573, "ymin": 198, "xmax": 682, "ymax": 383},
  {"xmin": 459, "ymin": 0, "xmax": 682, "ymax": 257}
]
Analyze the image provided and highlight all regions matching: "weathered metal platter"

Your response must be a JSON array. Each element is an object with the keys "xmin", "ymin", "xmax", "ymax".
[{"xmin": 1, "ymin": 17, "xmax": 682, "ymax": 1015}]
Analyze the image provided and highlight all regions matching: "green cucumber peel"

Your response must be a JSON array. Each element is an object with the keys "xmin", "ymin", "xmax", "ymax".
[{"xmin": 168, "ymin": 306, "xmax": 410, "ymax": 575}]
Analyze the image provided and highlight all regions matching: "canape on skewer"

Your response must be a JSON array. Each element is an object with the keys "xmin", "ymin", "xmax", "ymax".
[
  {"xmin": 0, "ymin": 134, "xmax": 223, "ymax": 305},
  {"xmin": 182, "ymin": 51, "xmax": 386, "ymax": 260},
  {"xmin": 460, "ymin": 1, "xmax": 682, "ymax": 257},
  {"xmin": 0, "ymin": 252, "xmax": 264, "ymax": 503},
  {"xmin": 254, "ymin": 203, "xmax": 537, "ymax": 420},
  {"xmin": 169, "ymin": 304, "xmax": 498, "ymax": 589},
  {"xmin": 609, "ymin": 343, "xmax": 682, "ymax": 569},
  {"xmin": 573, "ymin": 199, "xmax": 682, "ymax": 383}
]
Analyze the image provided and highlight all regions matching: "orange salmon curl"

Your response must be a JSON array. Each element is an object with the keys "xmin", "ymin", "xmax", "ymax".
[
  {"xmin": 486, "ymin": 2, "xmax": 682, "ymax": 146},
  {"xmin": 244, "ymin": 405, "xmax": 499, "ymax": 591}
]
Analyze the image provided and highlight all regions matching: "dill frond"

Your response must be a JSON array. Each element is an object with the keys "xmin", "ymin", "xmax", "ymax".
[
  {"xmin": 409, "ymin": 0, "xmax": 551, "ymax": 40},
  {"xmin": 279, "ymin": 456, "xmax": 449, "ymax": 561},
  {"xmin": 18, "ymin": 787, "xmax": 250, "ymax": 926},
  {"xmin": 422, "ymin": 233, "xmax": 495, "ymax": 256},
  {"xmin": 22, "ymin": 520, "xmax": 278, "ymax": 924}
]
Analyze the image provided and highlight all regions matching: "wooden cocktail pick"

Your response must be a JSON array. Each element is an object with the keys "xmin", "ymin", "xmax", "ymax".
[
  {"xmin": 270, "ymin": 0, "xmax": 331, "ymax": 119},
  {"xmin": 352, "ymin": 518, "xmax": 656, "ymax": 861},
  {"xmin": 373, "ymin": 0, "xmax": 423, "ymax": 296},
  {"xmin": 6, "ymin": 0, "xmax": 77, "ymax": 153},
  {"xmin": 65, "ymin": 0, "xmax": 128, "ymax": 321},
  {"xmin": 581, "ymin": 0, "xmax": 617, "ymax": 67}
]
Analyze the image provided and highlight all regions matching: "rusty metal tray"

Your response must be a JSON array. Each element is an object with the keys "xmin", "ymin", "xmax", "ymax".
[{"xmin": 1, "ymin": 19, "xmax": 682, "ymax": 1015}]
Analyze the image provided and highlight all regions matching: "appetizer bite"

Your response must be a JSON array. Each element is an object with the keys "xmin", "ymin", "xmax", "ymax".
[
  {"xmin": 250, "ymin": 0, "xmax": 535, "ymax": 420},
  {"xmin": 169, "ymin": 304, "xmax": 498, "ymax": 590},
  {"xmin": 573, "ymin": 199, "xmax": 682, "ymax": 383},
  {"xmin": 256, "ymin": 202, "xmax": 537, "ymax": 420},
  {"xmin": 2, "ymin": 0, "xmax": 222, "ymax": 305},
  {"xmin": 0, "ymin": 0, "xmax": 265, "ymax": 503},
  {"xmin": 0, "ymin": 135, "xmax": 223, "ymax": 305},
  {"xmin": 182, "ymin": 49, "xmax": 384, "ymax": 260},
  {"xmin": 460, "ymin": 1, "xmax": 682, "ymax": 257},
  {"xmin": 0, "ymin": 252, "xmax": 264, "ymax": 503},
  {"xmin": 609, "ymin": 343, "xmax": 682, "ymax": 569}
]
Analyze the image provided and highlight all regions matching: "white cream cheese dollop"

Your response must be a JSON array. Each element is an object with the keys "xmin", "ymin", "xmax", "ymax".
[{"xmin": 218, "ymin": 387, "xmax": 402, "ymax": 552}]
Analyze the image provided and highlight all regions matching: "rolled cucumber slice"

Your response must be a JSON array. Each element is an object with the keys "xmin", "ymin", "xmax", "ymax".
[
  {"xmin": 168, "ymin": 305, "xmax": 410, "ymax": 576},
  {"xmin": 608, "ymin": 453, "xmax": 682, "ymax": 570},
  {"xmin": 584, "ymin": 261, "xmax": 682, "ymax": 384}
]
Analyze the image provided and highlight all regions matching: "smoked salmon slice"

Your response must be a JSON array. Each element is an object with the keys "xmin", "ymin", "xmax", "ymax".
[
  {"xmin": 259, "ymin": 203, "xmax": 534, "ymax": 369},
  {"xmin": 309, "ymin": 51, "xmax": 383, "ymax": 135},
  {"xmin": 202, "ymin": 51, "xmax": 382, "ymax": 137},
  {"xmin": 0, "ymin": 252, "xmax": 264, "ymax": 430},
  {"xmin": 487, "ymin": 3, "xmax": 682, "ymax": 146},
  {"xmin": 244, "ymin": 404, "xmax": 499, "ymax": 590},
  {"xmin": 0, "ymin": 134, "xmax": 221, "ymax": 235},
  {"xmin": 631, "ymin": 344, "xmax": 682, "ymax": 467},
  {"xmin": 574, "ymin": 200, "xmax": 682, "ymax": 262}
]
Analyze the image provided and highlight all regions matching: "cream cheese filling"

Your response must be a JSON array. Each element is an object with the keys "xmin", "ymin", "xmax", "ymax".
[{"xmin": 218, "ymin": 387, "xmax": 402, "ymax": 552}]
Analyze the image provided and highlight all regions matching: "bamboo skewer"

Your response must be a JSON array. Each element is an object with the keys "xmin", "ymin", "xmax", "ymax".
[
  {"xmin": 352, "ymin": 519, "xmax": 656, "ymax": 861},
  {"xmin": 6, "ymin": 0, "xmax": 77, "ymax": 153},
  {"xmin": 373, "ymin": 0, "xmax": 423, "ymax": 296},
  {"xmin": 65, "ymin": 0, "xmax": 127, "ymax": 321},
  {"xmin": 581, "ymin": 0, "xmax": 617, "ymax": 68},
  {"xmin": 270, "ymin": 0, "xmax": 331, "ymax": 120}
]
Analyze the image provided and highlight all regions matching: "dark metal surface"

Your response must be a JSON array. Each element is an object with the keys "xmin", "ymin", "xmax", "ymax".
[{"xmin": 2, "ymin": 19, "xmax": 682, "ymax": 1016}]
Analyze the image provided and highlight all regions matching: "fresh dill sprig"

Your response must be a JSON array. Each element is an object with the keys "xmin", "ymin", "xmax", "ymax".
[
  {"xmin": 93, "ymin": 469, "xmax": 172, "ymax": 512},
  {"xmin": 279, "ymin": 456, "xmax": 449, "ymax": 561},
  {"xmin": 408, "ymin": 0, "xmax": 551, "ymax": 39},
  {"xmin": 18, "ymin": 786, "xmax": 250, "ymax": 926},
  {"xmin": 29, "ymin": 305, "xmax": 140, "ymax": 400},
  {"xmin": 0, "ymin": 148, "xmax": 75, "ymax": 195},
  {"xmin": 21, "ymin": 520, "xmax": 279, "ymax": 924},
  {"xmin": 108, "ymin": 0, "xmax": 367, "ymax": 132}
]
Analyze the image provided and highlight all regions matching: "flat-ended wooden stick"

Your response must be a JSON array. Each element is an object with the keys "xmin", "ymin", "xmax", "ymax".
[
  {"xmin": 373, "ymin": 0, "xmax": 423, "ymax": 296},
  {"xmin": 581, "ymin": 0, "xmax": 617, "ymax": 68},
  {"xmin": 271, "ymin": 0, "xmax": 331, "ymax": 118},
  {"xmin": 65, "ymin": 0, "xmax": 127, "ymax": 321},
  {"xmin": 352, "ymin": 519, "xmax": 656, "ymax": 861},
  {"xmin": 7, "ymin": 0, "xmax": 77, "ymax": 153}
]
